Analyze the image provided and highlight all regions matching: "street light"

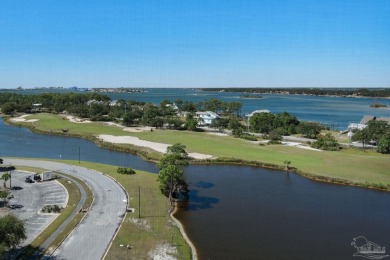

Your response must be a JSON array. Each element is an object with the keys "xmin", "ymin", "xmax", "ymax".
[{"xmin": 246, "ymin": 113, "xmax": 250, "ymax": 133}]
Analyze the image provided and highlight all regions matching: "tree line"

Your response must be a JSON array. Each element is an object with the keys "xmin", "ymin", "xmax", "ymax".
[{"xmin": 203, "ymin": 88, "xmax": 390, "ymax": 98}]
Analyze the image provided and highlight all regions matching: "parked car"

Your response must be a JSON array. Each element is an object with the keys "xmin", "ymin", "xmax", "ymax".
[
  {"xmin": 33, "ymin": 174, "xmax": 42, "ymax": 181},
  {"xmin": 25, "ymin": 176, "xmax": 34, "ymax": 183}
]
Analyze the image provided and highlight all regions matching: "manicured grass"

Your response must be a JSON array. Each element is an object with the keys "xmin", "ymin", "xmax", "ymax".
[
  {"xmin": 15, "ymin": 114, "xmax": 125, "ymax": 137},
  {"xmin": 10, "ymin": 114, "xmax": 390, "ymax": 187},
  {"xmin": 60, "ymin": 160, "xmax": 192, "ymax": 260}
]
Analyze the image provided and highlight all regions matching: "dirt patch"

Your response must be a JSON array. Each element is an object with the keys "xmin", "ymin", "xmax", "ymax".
[
  {"xmin": 127, "ymin": 217, "xmax": 151, "ymax": 230},
  {"xmin": 148, "ymin": 243, "xmax": 178, "ymax": 260}
]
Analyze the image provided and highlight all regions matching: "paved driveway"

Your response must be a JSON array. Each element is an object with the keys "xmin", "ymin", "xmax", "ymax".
[
  {"xmin": 4, "ymin": 159, "xmax": 127, "ymax": 260},
  {"xmin": 7, "ymin": 171, "xmax": 67, "ymax": 246}
]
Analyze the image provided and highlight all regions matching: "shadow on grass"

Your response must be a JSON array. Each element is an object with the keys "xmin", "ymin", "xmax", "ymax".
[
  {"xmin": 0, "ymin": 166, "xmax": 16, "ymax": 172},
  {"xmin": 5, "ymin": 244, "xmax": 60, "ymax": 260}
]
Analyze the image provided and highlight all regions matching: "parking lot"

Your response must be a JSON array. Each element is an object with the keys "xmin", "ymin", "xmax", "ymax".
[{"xmin": 7, "ymin": 171, "xmax": 68, "ymax": 246}]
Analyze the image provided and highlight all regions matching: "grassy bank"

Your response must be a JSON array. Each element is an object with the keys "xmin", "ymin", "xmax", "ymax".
[{"xmin": 8, "ymin": 114, "xmax": 390, "ymax": 189}]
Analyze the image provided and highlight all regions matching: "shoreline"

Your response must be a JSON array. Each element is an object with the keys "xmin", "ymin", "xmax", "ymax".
[
  {"xmin": 2, "ymin": 116, "xmax": 390, "ymax": 258},
  {"xmin": 4, "ymin": 116, "xmax": 390, "ymax": 193},
  {"xmin": 170, "ymin": 205, "xmax": 198, "ymax": 260}
]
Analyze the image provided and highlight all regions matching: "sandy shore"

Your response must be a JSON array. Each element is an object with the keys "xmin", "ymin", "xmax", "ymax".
[{"xmin": 98, "ymin": 134, "xmax": 213, "ymax": 160}]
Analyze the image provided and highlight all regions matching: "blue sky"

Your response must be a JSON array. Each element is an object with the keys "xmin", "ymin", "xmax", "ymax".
[{"xmin": 0, "ymin": 0, "xmax": 389, "ymax": 88}]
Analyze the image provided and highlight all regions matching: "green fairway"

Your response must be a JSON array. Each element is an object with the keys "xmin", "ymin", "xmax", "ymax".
[{"xmin": 9, "ymin": 114, "xmax": 390, "ymax": 187}]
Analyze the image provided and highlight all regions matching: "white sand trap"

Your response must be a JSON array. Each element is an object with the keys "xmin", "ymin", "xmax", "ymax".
[
  {"xmin": 105, "ymin": 122, "xmax": 123, "ymax": 127},
  {"xmin": 10, "ymin": 115, "xmax": 39, "ymax": 123},
  {"xmin": 98, "ymin": 134, "xmax": 213, "ymax": 159},
  {"xmin": 282, "ymin": 141, "xmax": 322, "ymax": 152},
  {"xmin": 66, "ymin": 116, "xmax": 91, "ymax": 123},
  {"xmin": 208, "ymin": 132, "xmax": 229, "ymax": 137},
  {"xmin": 123, "ymin": 126, "xmax": 153, "ymax": 132}
]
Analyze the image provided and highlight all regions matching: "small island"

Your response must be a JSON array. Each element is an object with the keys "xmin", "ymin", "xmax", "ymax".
[{"xmin": 370, "ymin": 103, "xmax": 387, "ymax": 108}]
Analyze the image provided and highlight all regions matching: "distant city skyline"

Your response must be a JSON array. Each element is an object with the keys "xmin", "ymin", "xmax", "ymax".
[{"xmin": 1, "ymin": 1, "xmax": 389, "ymax": 89}]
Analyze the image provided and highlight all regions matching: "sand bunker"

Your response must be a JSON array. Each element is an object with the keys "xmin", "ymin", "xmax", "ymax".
[
  {"xmin": 66, "ymin": 116, "xmax": 91, "ymax": 123},
  {"xmin": 208, "ymin": 132, "xmax": 229, "ymax": 137},
  {"xmin": 10, "ymin": 115, "xmax": 39, "ymax": 123},
  {"xmin": 123, "ymin": 126, "xmax": 153, "ymax": 132},
  {"xmin": 98, "ymin": 134, "xmax": 213, "ymax": 160},
  {"xmin": 282, "ymin": 141, "xmax": 322, "ymax": 151}
]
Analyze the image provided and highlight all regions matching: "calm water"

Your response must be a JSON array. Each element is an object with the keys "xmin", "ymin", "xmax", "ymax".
[
  {"xmin": 1, "ymin": 118, "xmax": 389, "ymax": 259},
  {"xmin": 175, "ymin": 166, "xmax": 390, "ymax": 259},
  {"xmin": 2, "ymin": 88, "xmax": 390, "ymax": 130}
]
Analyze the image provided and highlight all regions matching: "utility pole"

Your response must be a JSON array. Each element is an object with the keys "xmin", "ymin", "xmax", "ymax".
[
  {"xmin": 246, "ymin": 114, "xmax": 250, "ymax": 132},
  {"xmin": 78, "ymin": 146, "xmax": 81, "ymax": 164},
  {"xmin": 138, "ymin": 186, "xmax": 141, "ymax": 218}
]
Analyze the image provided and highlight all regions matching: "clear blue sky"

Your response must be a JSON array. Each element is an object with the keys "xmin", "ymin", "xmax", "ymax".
[{"xmin": 0, "ymin": 0, "xmax": 389, "ymax": 88}]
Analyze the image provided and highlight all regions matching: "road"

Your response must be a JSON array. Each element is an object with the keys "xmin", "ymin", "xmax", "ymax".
[{"xmin": 4, "ymin": 158, "xmax": 127, "ymax": 260}]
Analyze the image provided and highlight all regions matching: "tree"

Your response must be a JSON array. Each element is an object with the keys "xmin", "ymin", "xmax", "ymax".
[
  {"xmin": 311, "ymin": 133, "xmax": 340, "ymax": 151},
  {"xmin": 1, "ymin": 102, "xmax": 17, "ymax": 115},
  {"xmin": 268, "ymin": 128, "xmax": 284, "ymax": 143},
  {"xmin": 157, "ymin": 144, "xmax": 189, "ymax": 209},
  {"xmin": 296, "ymin": 122, "xmax": 322, "ymax": 139},
  {"xmin": 365, "ymin": 120, "xmax": 390, "ymax": 144},
  {"xmin": 0, "ymin": 190, "xmax": 13, "ymax": 209},
  {"xmin": 377, "ymin": 133, "xmax": 390, "ymax": 154},
  {"xmin": 227, "ymin": 117, "xmax": 242, "ymax": 130},
  {"xmin": 0, "ymin": 158, "xmax": 3, "ymax": 165},
  {"xmin": 0, "ymin": 214, "xmax": 27, "ymax": 250},
  {"xmin": 0, "ymin": 172, "xmax": 11, "ymax": 188},
  {"xmin": 250, "ymin": 112, "xmax": 275, "ymax": 134},
  {"xmin": 185, "ymin": 115, "xmax": 198, "ymax": 131},
  {"xmin": 210, "ymin": 118, "xmax": 228, "ymax": 130}
]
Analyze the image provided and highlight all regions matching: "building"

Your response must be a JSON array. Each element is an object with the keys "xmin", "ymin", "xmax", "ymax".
[
  {"xmin": 246, "ymin": 109, "xmax": 271, "ymax": 118},
  {"xmin": 348, "ymin": 115, "xmax": 390, "ymax": 130},
  {"xmin": 195, "ymin": 111, "xmax": 220, "ymax": 125}
]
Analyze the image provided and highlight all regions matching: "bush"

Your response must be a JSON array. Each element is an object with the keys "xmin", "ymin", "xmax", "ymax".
[
  {"xmin": 239, "ymin": 133, "xmax": 258, "ymax": 141},
  {"xmin": 377, "ymin": 134, "xmax": 390, "ymax": 154},
  {"xmin": 117, "ymin": 167, "xmax": 136, "ymax": 175},
  {"xmin": 311, "ymin": 133, "xmax": 340, "ymax": 151},
  {"xmin": 41, "ymin": 205, "xmax": 62, "ymax": 213},
  {"xmin": 268, "ymin": 140, "xmax": 282, "ymax": 145}
]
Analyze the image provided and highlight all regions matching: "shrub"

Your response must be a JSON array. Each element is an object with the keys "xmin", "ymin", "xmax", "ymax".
[
  {"xmin": 239, "ymin": 133, "xmax": 258, "ymax": 141},
  {"xmin": 117, "ymin": 167, "xmax": 136, "ymax": 175},
  {"xmin": 311, "ymin": 133, "xmax": 340, "ymax": 151},
  {"xmin": 42, "ymin": 205, "xmax": 62, "ymax": 213}
]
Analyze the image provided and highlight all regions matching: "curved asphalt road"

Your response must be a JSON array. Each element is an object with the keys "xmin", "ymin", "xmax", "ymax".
[{"xmin": 5, "ymin": 158, "xmax": 127, "ymax": 260}]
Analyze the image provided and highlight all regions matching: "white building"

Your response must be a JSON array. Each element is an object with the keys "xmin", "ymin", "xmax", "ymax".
[
  {"xmin": 195, "ymin": 111, "xmax": 220, "ymax": 125},
  {"xmin": 246, "ymin": 109, "xmax": 271, "ymax": 118}
]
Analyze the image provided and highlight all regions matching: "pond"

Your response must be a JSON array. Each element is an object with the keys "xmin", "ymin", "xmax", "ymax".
[{"xmin": 1, "ymin": 118, "xmax": 389, "ymax": 259}]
